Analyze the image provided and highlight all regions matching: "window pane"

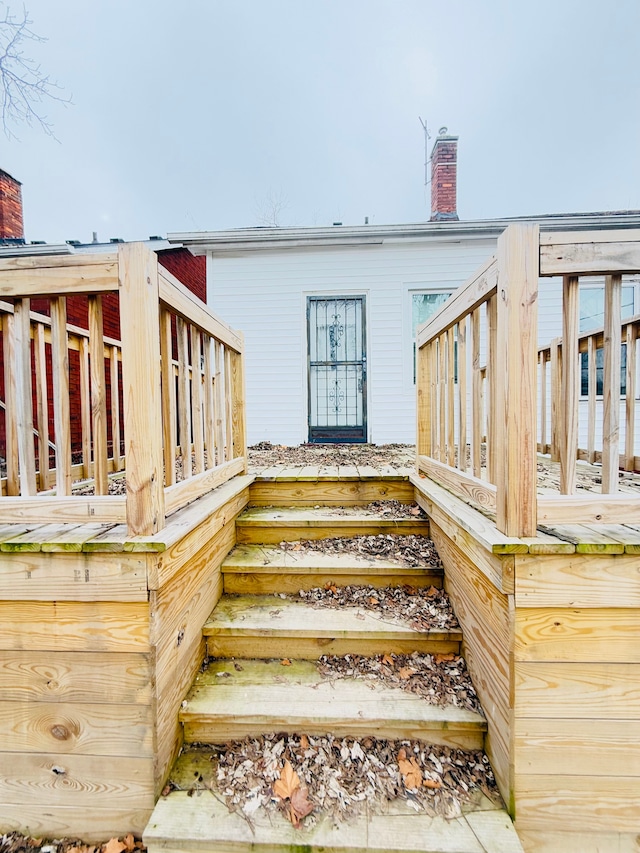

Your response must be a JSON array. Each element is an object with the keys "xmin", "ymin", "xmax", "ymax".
[
  {"xmin": 579, "ymin": 286, "xmax": 634, "ymax": 332},
  {"xmin": 412, "ymin": 293, "xmax": 451, "ymax": 337}
]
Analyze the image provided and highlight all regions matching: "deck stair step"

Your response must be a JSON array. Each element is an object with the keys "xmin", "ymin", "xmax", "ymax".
[
  {"xmin": 204, "ymin": 594, "xmax": 461, "ymax": 659},
  {"xmin": 235, "ymin": 505, "xmax": 430, "ymax": 544},
  {"xmin": 145, "ymin": 788, "xmax": 524, "ymax": 853},
  {"xmin": 222, "ymin": 543, "xmax": 444, "ymax": 593},
  {"xmin": 179, "ymin": 658, "xmax": 486, "ymax": 749}
]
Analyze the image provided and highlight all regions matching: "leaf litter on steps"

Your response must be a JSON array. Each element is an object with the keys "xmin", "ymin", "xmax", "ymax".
[{"xmin": 170, "ymin": 734, "xmax": 502, "ymax": 830}]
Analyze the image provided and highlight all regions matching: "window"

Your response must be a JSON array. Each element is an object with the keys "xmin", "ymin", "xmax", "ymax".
[
  {"xmin": 411, "ymin": 292, "xmax": 452, "ymax": 383},
  {"xmin": 579, "ymin": 285, "xmax": 635, "ymax": 396}
]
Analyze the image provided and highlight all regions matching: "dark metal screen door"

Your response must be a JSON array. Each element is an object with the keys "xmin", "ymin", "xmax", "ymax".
[{"xmin": 307, "ymin": 296, "xmax": 367, "ymax": 443}]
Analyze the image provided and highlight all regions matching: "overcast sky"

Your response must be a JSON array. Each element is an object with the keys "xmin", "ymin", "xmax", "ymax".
[{"xmin": 2, "ymin": 0, "xmax": 639, "ymax": 243}]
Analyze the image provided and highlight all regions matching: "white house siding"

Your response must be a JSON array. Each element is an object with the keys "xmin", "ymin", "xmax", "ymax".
[{"xmin": 207, "ymin": 236, "xmax": 495, "ymax": 445}]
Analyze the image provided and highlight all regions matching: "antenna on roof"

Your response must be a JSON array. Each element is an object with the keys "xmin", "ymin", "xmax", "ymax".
[{"xmin": 418, "ymin": 117, "xmax": 431, "ymax": 189}]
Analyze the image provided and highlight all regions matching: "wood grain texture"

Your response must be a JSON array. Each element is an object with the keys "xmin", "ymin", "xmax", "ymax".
[
  {"xmin": 417, "ymin": 454, "xmax": 497, "ymax": 513},
  {"xmin": 249, "ymin": 478, "xmax": 413, "ymax": 506},
  {"xmin": 514, "ymin": 661, "xmax": 640, "ymax": 718},
  {"xmin": 13, "ymin": 298, "xmax": 36, "ymax": 495},
  {"xmin": 164, "ymin": 457, "xmax": 245, "ymax": 516},
  {"xmin": 0, "ymin": 699, "xmax": 154, "ymax": 756},
  {"xmin": 0, "ymin": 650, "xmax": 152, "ymax": 704},
  {"xmin": 515, "ymin": 718, "xmax": 640, "ymax": 777},
  {"xmin": 0, "ymin": 752, "xmax": 154, "ymax": 807},
  {"xmin": 119, "ymin": 243, "xmax": 165, "ymax": 536},
  {"xmin": 0, "ymin": 600, "xmax": 150, "ymax": 652},
  {"xmin": 515, "ymin": 552, "xmax": 640, "ymax": 607},
  {"xmin": 540, "ymin": 232, "xmax": 640, "ymax": 275},
  {"xmin": 429, "ymin": 520, "xmax": 513, "ymax": 802},
  {"xmin": 0, "ymin": 802, "xmax": 150, "ymax": 841},
  {"xmin": 0, "ymin": 550, "xmax": 147, "ymax": 601},
  {"xmin": 515, "ymin": 607, "xmax": 640, "ymax": 662},
  {"xmin": 515, "ymin": 828, "xmax": 640, "ymax": 853},
  {"xmin": 49, "ymin": 297, "xmax": 72, "ymax": 496},
  {"xmin": 514, "ymin": 774, "xmax": 640, "ymax": 833},
  {"xmin": 0, "ymin": 261, "xmax": 118, "ymax": 297},
  {"xmin": 559, "ymin": 276, "xmax": 579, "ymax": 494},
  {"xmin": 88, "ymin": 295, "xmax": 108, "ymax": 495},
  {"xmin": 494, "ymin": 225, "xmax": 539, "ymax": 536},
  {"xmin": 602, "ymin": 274, "xmax": 622, "ymax": 492}
]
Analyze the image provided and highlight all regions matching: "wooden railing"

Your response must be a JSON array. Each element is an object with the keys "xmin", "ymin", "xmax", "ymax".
[
  {"xmin": 416, "ymin": 224, "xmax": 640, "ymax": 536},
  {"xmin": 0, "ymin": 243, "xmax": 246, "ymax": 535}
]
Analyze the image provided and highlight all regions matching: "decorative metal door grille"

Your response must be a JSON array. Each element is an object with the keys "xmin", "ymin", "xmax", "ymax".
[{"xmin": 307, "ymin": 296, "xmax": 367, "ymax": 443}]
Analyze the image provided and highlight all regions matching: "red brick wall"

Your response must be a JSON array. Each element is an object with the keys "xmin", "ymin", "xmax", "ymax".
[
  {"xmin": 0, "ymin": 170, "xmax": 24, "ymax": 239},
  {"xmin": 430, "ymin": 136, "xmax": 459, "ymax": 221},
  {"xmin": 159, "ymin": 248, "xmax": 206, "ymax": 302}
]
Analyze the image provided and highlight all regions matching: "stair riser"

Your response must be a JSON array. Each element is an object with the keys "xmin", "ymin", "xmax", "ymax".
[
  {"xmin": 223, "ymin": 570, "xmax": 443, "ymax": 594},
  {"xmin": 236, "ymin": 521, "xmax": 430, "ymax": 544},
  {"xmin": 183, "ymin": 721, "xmax": 484, "ymax": 751},
  {"xmin": 206, "ymin": 636, "xmax": 461, "ymax": 659}
]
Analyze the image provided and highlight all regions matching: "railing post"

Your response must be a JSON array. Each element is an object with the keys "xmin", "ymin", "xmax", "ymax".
[
  {"xmin": 230, "ymin": 336, "xmax": 247, "ymax": 472},
  {"xmin": 119, "ymin": 243, "xmax": 165, "ymax": 536},
  {"xmin": 416, "ymin": 341, "xmax": 431, "ymax": 461},
  {"xmin": 494, "ymin": 224, "xmax": 539, "ymax": 537}
]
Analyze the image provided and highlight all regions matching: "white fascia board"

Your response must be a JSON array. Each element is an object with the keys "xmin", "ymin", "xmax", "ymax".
[{"xmin": 168, "ymin": 212, "xmax": 640, "ymax": 255}]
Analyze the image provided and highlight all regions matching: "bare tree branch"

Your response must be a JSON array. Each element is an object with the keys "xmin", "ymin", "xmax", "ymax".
[
  {"xmin": 0, "ymin": 3, "xmax": 70, "ymax": 139},
  {"xmin": 255, "ymin": 188, "xmax": 289, "ymax": 228}
]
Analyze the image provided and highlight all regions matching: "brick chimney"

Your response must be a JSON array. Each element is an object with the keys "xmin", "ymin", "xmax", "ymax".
[
  {"xmin": 430, "ymin": 129, "xmax": 458, "ymax": 222},
  {"xmin": 0, "ymin": 168, "xmax": 24, "ymax": 242}
]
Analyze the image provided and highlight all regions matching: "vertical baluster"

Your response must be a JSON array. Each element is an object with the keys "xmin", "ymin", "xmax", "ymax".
[
  {"xmin": 110, "ymin": 344, "xmax": 121, "ymax": 471},
  {"xmin": 34, "ymin": 323, "xmax": 50, "ymax": 491},
  {"xmin": 471, "ymin": 308, "xmax": 481, "ymax": 478},
  {"xmin": 50, "ymin": 297, "xmax": 72, "ymax": 496},
  {"xmin": 625, "ymin": 324, "xmax": 636, "ymax": 471},
  {"xmin": 587, "ymin": 335, "xmax": 597, "ymax": 464},
  {"xmin": 3, "ymin": 310, "xmax": 19, "ymax": 495},
  {"xmin": 190, "ymin": 325, "xmax": 205, "ymax": 474},
  {"xmin": 446, "ymin": 326, "xmax": 455, "ymax": 466},
  {"xmin": 13, "ymin": 299, "xmax": 36, "ymax": 495},
  {"xmin": 214, "ymin": 340, "xmax": 225, "ymax": 465},
  {"xmin": 438, "ymin": 332, "xmax": 446, "ymax": 460},
  {"xmin": 550, "ymin": 339, "xmax": 562, "ymax": 463},
  {"xmin": 224, "ymin": 345, "xmax": 233, "ymax": 462},
  {"xmin": 203, "ymin": 336, "xmax": 216, "ymax": 470},
  {"xmin": 176, "ymin": 316, "xmax": 191, "ymax": 472},
  {"xmin": 429, "ymin": 341, "xmax": 438, "ymax": 462},
  {"xmin": 486, "ymin": 294, "xmax": 498, "ymax": 483},
  {"xmin": 560, "ymin": 276, "xmax": 580, "ymax": 494},
  {"xmin": 79, "ymin": 336, "xmax": 92, "ymax": 480},
  {"xmin": 160, "ymin": 308, "xmax": 176, "ymax": 486},
  {"xmin": 457, "ymin": 319, "xmax": 467, "ymax": 471},
  {"xmin": 539, "ymin": 351, "xmax": 547, "ymax": 454},
  {"xmin": 89, "ymin": 295, "xmax": 108, "ymax": 495},
  {"xmin": 602, "ymin": 274, "xmax": 622, "ymax": 492}
]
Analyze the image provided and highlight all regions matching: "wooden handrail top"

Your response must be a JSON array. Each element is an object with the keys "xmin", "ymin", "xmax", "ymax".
[
  {"xmin": 540, "ymin": 229, "xmax": 640, "ymax": 276},
  {"xmin": 158, "ymin": 267, "xmax": 243, "ymax": 353},
  {"xmin": 417, "ymin": 255, "xmax": 497, "ymax": 348},
  {"xmin": 0, "ymin": 251, "xmax": 118, "ymax": 270},
  {"xmin": 538, "ymin": 313, "xmax": 640, "ymax": 357}
]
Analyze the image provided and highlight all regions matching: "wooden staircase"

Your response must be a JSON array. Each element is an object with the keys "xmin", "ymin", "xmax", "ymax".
[{"xmin": 143, "ymin": 504, "xmax": 524, "ymax": 853}]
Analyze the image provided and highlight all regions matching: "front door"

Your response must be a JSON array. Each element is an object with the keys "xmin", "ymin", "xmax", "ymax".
[{"xmin": 307, "ymin": 296, "xmax": 367, "ymax": 443}]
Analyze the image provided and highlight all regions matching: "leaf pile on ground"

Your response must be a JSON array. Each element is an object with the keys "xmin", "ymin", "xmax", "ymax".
[
  {"xmin": 316, "ymin": 652, "xmax": 482, "ymax": 714},
  {"xmin": 295, "ymin": 583, "xmax": 458, "ymax": 632},
  {"xmin": 281, "ymin": 533, "xmax": 441, "ymax": 568},
  {"xmin": 248, "ymin": 442, "xmax": 416, "ymax": 469},
  {"xmin": 178, "ymin": 734, "xmax": 500, "ymax": 828},
  {"xmin": 305, "ymin": 500, "xmax": 426, "ymax": 519},
  {"xmin": 0, "ymin": 835, "xmax": 145, "ymax": 853}
]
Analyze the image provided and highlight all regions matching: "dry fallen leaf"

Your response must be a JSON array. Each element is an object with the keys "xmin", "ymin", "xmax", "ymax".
[
  {"xmin": 398, "ymin": 754, "xmax": 423, "ymax": 790},
  {"xmin": 409, "ymin": 507, "xmax": 422, "ymax": 516},
  {"xmin": 102, "ymin": 840, "xmax": 126, "ymax": 853},
  {"xmin": 290, "ymin": 784, "xmax": 314, "ymax": 825},
  {"xmin": 382, "ymin": 654, "xmax": 395, "ymax": 666},
  {"xmin": 398, "ymin": 666, "xmax": 416, "ymax": 680},
  {"xmin": 369, "ymin": 597, "xmax": 379, "ymax": 605},
  {"xmin": 123, "ymin": 836, "xmax": 136, "ymax": 853},
  {"xmin": 273, "ymin": 759, "xmax": 300, "ymax": 800},
  {"xmin": 300, "ymin": 734, "xmax": 310, "ymax": 750},
  {"xmin": 280, "ymin": 658, "xmax": 292, "ymax": 666},
  {"xmin": 434, "ymin": 653, "xmax": 457, "ymax": 664},
  {"xmin": 423, "ymin": 778, "xmax": 442, "ymax": 789}
]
